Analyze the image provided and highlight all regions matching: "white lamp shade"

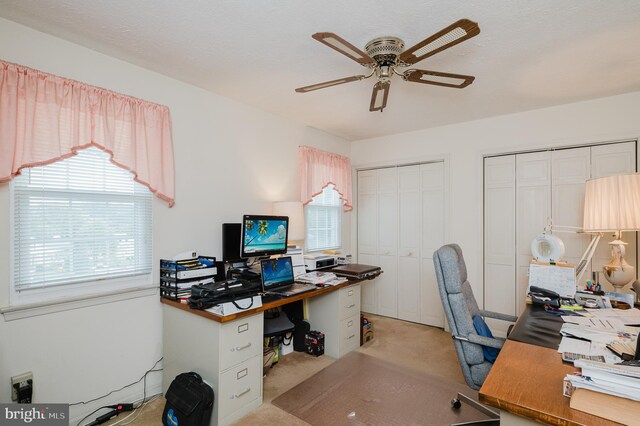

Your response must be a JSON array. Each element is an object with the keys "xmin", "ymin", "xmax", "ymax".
[
  {"xmin": 273, "ymin": 201, "xmax": 305, "ymax": 241},
  {"xmin": 583, "ymin": 173, "xmax": 640, "ymax": 232}
]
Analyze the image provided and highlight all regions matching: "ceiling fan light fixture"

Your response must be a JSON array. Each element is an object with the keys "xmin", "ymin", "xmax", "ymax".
[{"xmin": 298, "ymin": 19, "xmax": 480, "ymax": 111}]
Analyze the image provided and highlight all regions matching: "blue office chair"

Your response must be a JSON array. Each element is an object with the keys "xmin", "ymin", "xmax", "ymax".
[{"xmin": 434, "ymin": 244, "xmax": 517, "ymax": 425}]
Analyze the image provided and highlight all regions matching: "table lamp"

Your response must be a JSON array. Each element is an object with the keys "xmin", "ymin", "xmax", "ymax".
[
  {"xmin": 273, "ymin": 201, "xmax": 305, "ymax": 247},
  {"xmin": 583, "ymin": 173, "xmax": 640, "ymax": 291}
]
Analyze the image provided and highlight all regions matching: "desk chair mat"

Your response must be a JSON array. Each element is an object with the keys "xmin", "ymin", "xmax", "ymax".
[
  {"xmin": 272, "ymin": 352, "xmax": 492, "ymax": 425},
  {"xmin": 507, "ymin": 305, "xmax": 563, "ymax": 350}
]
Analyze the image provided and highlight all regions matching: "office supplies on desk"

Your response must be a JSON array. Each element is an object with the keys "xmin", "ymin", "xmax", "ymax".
[
  {"xmin": 296, "ymin": 271, "xmax": 337, "ymax": 285},
  {"xmin": 528, "ymin": 261, "xmax": 576, "ymax": 298},
  {"xmin": 529, "ymin": 285, "xmax": 561, "ymax": 308},
  {"xmin": 261, "ymin": 256, "xmax": 316, "ymax": 297}
]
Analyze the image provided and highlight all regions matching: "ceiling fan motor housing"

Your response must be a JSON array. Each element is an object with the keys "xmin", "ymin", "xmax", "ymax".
[{"xmin": 365, "ymin": 37, "xmax": 405, "ymax": 67}]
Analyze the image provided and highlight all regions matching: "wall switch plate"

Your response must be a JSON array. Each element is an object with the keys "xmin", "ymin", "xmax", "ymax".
[{"xmin": 11, "ymin": 372, "xmax": 33, "ymax": 402}]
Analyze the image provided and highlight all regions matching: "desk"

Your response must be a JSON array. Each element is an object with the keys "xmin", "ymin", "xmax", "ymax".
[
  {"xmin": 479, "ymin": 306, "xmax": 622, "ymax": 426},
  {"xmin": 161, "ymin": 280, "xmax": 364, "ymax": 426}
]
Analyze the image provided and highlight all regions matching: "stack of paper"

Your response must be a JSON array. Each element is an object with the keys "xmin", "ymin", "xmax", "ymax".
[{"xmin": 565, "ymin": 359, "xmax": 640, "ymax": 402}]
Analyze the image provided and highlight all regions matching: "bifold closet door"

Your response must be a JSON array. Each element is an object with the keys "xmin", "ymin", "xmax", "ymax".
[
  {"xmin": 484, "ymin": 141, "xmax": 637, "ymax": 329},
  {"xmin": 358, "ymin": 170, "xmax": 379, "ymax": 314},
  {"xmin": 358, "ymin": 162, "xmax": 445, "ymax": 326},
  {"xmin": 375, "ymin": 168, "xmax": 399, "ymax": 318},
  {"xmin": 420, "ymin": 162, "xmax": 445, "ymax": 327},
  {"xmin": 397, "ymin": 165, "xmax": 421, "ymax": 323}
]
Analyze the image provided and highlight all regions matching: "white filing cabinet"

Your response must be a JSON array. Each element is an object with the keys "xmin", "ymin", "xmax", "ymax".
[
  {"xmin": 162, "ymin": 306, "xmax": 263, "ymax": 426},
  {"xmin": 307, "ymin": 283, "xmax": 361, "ymax": 358}
]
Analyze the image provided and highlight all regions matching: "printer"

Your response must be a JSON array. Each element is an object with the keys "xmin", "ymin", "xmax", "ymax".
[{"xmin": 304, "ymin": 254, "xmax": 338, "ymax": 271}]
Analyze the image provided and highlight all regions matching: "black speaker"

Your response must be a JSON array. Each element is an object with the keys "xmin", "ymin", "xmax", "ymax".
[{"xmin": 222, "ymin": 223, "xmax": 243, "ymax": 263}]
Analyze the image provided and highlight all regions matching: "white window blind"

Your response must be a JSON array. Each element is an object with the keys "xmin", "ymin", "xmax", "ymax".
[
  {"xmin": 305, "ymin": 185, "xmax": 342, "ymax": 252},
  {"xmin": 12, "ymin": 147, "xmax": 152, "ymax": 291}
]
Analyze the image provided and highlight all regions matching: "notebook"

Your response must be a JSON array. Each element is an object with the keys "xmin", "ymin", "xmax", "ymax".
[{"xmin": 260, "ymin": 256, "xmax": 315, "ymax": 297}]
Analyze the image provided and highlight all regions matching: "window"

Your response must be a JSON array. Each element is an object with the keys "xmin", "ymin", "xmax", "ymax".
[
  {"xmin": 305, "ymin": 185, "xmax": 342, "ymax": 252},
  {"xmin": 11, "ymin": 147, "xmax": 152, "ymax": 302}
]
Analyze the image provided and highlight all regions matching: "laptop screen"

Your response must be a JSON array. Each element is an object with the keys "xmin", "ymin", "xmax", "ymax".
[{"xmin": 260, "ymin": 256, "xmax": 295, "ymax": 291}]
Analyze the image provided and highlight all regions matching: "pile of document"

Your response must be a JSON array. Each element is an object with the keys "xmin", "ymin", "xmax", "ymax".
[
  {"xmin": 565, "ymin": 359, "xmax": 640, "ymax": 402},
  {"xmin": 296, "ymin": 271, "xmax": 348, "ymax": 286},
  {"xmin": 558, "ymin": 308, "xmax": 640, "ymax": 364}
]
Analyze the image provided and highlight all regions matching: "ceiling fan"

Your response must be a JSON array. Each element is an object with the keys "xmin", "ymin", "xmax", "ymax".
[{"xmin": 295, "ymin": 19, "xmax": 480, "ymax": 112}]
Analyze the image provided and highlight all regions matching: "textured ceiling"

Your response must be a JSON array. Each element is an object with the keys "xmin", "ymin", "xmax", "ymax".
[{"xmin": 1, "ymin": 1, "xmax": 640, "ymax": 141}]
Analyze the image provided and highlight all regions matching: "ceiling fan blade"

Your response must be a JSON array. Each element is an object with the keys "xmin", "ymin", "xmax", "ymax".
[
  {"xmin": 312, "ymin": 32, "xmax": 375, "ymax": 66},
  {"xmin": 295, "ymin": 75, "xmax": 365, "ymax": 93},
  {"xmin": 399, "ymin": 19, "xmax": 480, "ymax": 66},
  {"xmin": 369, "ymin": 81, "xmax": 390, "ymax": 112},
  {"xmin": 404, "ymin": 69, "xmax": 475, "ymax": 88}
]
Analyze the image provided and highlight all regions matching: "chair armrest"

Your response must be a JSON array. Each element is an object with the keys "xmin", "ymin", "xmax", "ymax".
[
  {"xmin": 468, "ymin": 334, "xmax": 506, "ymax": 349},
  {"xmin": 479, "ymin": 309, "xmax": 517, "ymax": 323},
  {"xmin": 453, "ymin": 333, "xmax": 505, "ymax": 350}
]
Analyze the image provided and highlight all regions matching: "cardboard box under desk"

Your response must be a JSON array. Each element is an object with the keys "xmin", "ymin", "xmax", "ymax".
[{"xmin": 361, "ymin": 322, "xmax": 374, "ymax": 345}]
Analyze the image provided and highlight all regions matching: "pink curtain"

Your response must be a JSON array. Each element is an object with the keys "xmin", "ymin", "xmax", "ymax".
[
  {"xmin": 0, "ymin": 60, "xmax": 175, "ymax": 206},
  {"xmin": 299, "ymin": 145, "xmax": 352, "ymax": 211}
]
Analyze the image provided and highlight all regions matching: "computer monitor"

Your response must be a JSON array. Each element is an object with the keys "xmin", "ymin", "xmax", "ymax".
[{"xmin": 240, "ymin": 215, "xmax": 289, "ymax": 258}]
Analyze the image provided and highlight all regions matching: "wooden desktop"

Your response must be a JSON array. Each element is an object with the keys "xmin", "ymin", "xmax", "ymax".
[{"xmin": 479, "ymin": 305, "xmax": 626, "ymax": 426}]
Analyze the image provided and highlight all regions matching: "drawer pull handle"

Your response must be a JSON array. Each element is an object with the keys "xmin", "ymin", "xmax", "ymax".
[
  {"xmin": 232, "ymin": 343, "xmax": 251, "ymax": 352},
  {"xmin": 232, "ymin": 387, "xmax": 251, "ymax": 399},
  {"xmin": 346, "ymin": 303, "xmax": 356, "ymax": 308},
  {"xmin": 347, "ymin": 334, "xmax": 356, "ymax": 339}
]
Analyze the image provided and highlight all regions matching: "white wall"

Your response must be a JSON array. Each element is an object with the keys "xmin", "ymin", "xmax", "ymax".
[
  {"xmin": 351, "ymin": 91, "xmax": 640, "ymax": 306},
  {"xmin": 0, "ymin": 18, "xmax": 349, "ymax": 421}
]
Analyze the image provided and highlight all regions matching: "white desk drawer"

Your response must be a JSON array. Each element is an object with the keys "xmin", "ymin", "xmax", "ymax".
[
  {"xmin": 220, "ymin": 314, "xmax": 262, "ymax": 371},
  {"xmin": 339, "ymin": 315, "xmax": 360, "ymax": 355},
  {"xmin": 339, "ymin": 284, "xmax": 360, "ymax": 320},
  {"xmin": 218, "ymin": 355, "xmax": 262, "ymax": 419}
]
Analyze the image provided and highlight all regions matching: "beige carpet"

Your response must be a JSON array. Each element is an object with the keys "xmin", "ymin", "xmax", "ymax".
[{"xmin": 105, "ymin": 314, "xmax": 466, "ymax": 425}]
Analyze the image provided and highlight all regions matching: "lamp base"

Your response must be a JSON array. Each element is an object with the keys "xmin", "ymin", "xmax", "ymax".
[{"xmin": 602, "ymin": 239, "xmax": 635, "ymax": 290}]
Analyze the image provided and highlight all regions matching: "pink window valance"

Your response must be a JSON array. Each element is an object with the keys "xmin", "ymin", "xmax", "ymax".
[
  {"xmin": 0, "ymin": 60, "xmax": 175, "ymax": 206},
  {"xmin": 299, "ymin": 145, "xmax": 352, "ymax": 211}
]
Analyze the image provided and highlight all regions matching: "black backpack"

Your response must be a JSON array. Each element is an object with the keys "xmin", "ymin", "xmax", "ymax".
[{"xmin": 163, "ymin": 372, "xmax": 214, "ymax": 426}]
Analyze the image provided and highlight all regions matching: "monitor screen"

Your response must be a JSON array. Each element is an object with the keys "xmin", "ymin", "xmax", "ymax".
[
  {"xmin": 241, "ymin": 215, "xmax": 289, "ymax": 258},
  {"xmin": 260, "ymin": 256, "xmax": 294, "ymax": 290}
]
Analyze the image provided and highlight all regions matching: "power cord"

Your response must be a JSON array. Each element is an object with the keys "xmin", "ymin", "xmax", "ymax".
[
  {"xmin": 70, "ymin": 357, "xmax": 162, "ymax": 407},
  {"xmin": 72, "ymin": 358, "xmax": 163, "ymax": 426}
]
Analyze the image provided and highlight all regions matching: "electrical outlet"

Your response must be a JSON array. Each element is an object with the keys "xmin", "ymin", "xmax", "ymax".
[{"xmin": 11, "ymin": 372, "xmax": 33, "ymax": 402}]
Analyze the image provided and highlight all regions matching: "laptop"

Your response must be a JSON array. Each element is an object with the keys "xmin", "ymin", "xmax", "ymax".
[{"xmin": 260, "ymin": 256, "xmax": 315, "ymax": 297}]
